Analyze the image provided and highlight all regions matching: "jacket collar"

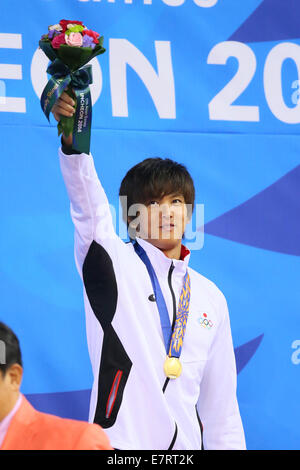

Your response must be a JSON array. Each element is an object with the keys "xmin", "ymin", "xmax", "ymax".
[
  {"xmin": 135, "ymin": 237, "xmax": 190, "ymax": 279},
  {"xmin": 1, "ymin": 395, "xmax": 39, "ymax": 450}
]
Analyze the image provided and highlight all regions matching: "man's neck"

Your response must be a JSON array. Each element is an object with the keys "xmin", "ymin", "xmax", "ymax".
[
  {"xmin": 0, "ymin": 392, "xmax": 20, "ymax": 423},
  {"xmin": 137, "ymin": 237, "xmax": 184, "ymax": 260},
  {"xmin": 160, "ymin": 243, "xmax": 182, "ymax": 260}
]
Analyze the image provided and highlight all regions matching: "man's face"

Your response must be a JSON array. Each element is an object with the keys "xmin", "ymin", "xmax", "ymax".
[
  {"xmin": 0, "ymin": 365, "xmax": 22, "ymax": 422},
  {"xmin": 129, "ymin": 193, "xmax": 190, "ymax": 251}
]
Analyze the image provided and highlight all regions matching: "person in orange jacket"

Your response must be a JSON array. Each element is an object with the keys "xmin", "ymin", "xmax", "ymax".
[{"xmin": 0, "ymin": 322, "xmax": 113, "ymax": 450}]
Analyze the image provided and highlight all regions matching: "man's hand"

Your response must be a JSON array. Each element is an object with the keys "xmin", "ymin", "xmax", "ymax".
[{"xmin": 52, "ymin": 90, "xmax": 76, "ymax": 147}]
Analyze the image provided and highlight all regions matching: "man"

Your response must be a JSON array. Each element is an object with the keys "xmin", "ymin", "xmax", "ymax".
[
  {"xmin": 0, "ymin": 322, "xmax": 112, "ymax": 450},
  {"xmin": 51, "ymin": 92, "xmax": 246, "ymax": 450}
]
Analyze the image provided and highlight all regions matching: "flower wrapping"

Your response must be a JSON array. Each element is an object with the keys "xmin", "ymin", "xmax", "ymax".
[{"xmin": 39, "ymin": 19, "xmax": 105, "ymax": 154}]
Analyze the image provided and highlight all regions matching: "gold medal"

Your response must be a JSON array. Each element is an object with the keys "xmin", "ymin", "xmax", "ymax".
[{"xmin": 164, "ymin": 356, "xmax": 182, "ymax": 379}]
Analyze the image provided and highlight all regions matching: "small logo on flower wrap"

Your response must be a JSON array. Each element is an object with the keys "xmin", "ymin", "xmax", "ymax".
[{"xmin": 198, "ymin": 313, "xmax": 213, "ymax": 330}]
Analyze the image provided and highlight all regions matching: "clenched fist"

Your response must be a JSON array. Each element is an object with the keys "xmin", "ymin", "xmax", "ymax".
[{"xmin": 52, "ymin": 89, "xmax": 76, "ymax": 147}]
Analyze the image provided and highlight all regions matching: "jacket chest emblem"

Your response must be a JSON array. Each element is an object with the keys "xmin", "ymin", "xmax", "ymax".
[{"xmin": 197, "ymin": 312, "xmax": 214, "ymax": 330}]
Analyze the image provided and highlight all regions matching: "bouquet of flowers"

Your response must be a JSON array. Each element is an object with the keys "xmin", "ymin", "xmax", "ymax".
[{"xmin": 39, "ymin": 19, "xmax": 105, "ymax": 153}]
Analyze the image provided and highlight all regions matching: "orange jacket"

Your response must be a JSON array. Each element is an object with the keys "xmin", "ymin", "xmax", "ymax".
[{"xmin": 1, "ymin": 396, "xmax": 113, "ymax": 450}]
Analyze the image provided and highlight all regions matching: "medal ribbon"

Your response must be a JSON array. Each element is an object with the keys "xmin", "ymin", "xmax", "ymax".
[
  {"xmin": 168, "ymin": 270, "xmax": 190, "ymax": 359},
  {"xmin": 133, "ymin": 241, "xmax": 191, "ymax": 360},
  {"xmin": 133, "ymin": 241, "xmax": 172, "ymax": 352}
]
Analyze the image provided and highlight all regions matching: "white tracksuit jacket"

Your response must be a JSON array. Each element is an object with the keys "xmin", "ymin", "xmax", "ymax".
[{"xmin": 59, "ymin": 147, "xmax": 246, "ymax": 451}]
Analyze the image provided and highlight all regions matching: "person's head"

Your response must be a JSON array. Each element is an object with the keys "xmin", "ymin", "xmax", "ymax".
[
  {"xmin": 0, "ymin": 322, "xmax": 23, "ymax": 421},
  {"xmin": 119, "ymin": 157, "xmax": 195, "ymax": 254}
]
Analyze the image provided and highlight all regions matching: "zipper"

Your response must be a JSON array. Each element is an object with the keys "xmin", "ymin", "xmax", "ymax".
[
  {"xmin": 168, "ymin": 262, "xmax": 176, "ymax": 328},
  {"xmin": 163, "ymin": 262, "xmax": 176, "ymax": 394},
  {"xmin": 168, "ymin": 422, "xmax": 178, "ymax": 450},
  {"xmin": 105, "ymin": 370, "xmax": 123, "ymax": 419}
]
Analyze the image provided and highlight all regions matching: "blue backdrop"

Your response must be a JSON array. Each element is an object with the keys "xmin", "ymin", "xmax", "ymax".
[{"xmin": 0, "ymin": 0, "xmax": 299, "ymax": 450}]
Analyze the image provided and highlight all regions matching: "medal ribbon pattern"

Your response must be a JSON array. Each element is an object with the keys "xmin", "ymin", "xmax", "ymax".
[{"xmin": 168, "ymin": 271, "xmax": 191, "ymax": 358}]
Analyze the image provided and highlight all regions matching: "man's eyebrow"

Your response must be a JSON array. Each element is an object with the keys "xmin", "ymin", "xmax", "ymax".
[{"xmin": 146, "ymin": 192, "xmax": 184, "ymax": 202}]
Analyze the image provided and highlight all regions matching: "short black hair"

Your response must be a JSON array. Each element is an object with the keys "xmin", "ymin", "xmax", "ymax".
[
  {"xmin": 0, "ymin": 322, "xmax": 22, "ymax": 377},
  {"xmin": 119, "ymin": 157, "xmax": 195, "ymax": 228}
]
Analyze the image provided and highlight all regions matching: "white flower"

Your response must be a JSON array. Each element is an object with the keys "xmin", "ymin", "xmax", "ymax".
[{"xmin": 48, "ymin": 24, "xmax": 63, "ymax": 32}]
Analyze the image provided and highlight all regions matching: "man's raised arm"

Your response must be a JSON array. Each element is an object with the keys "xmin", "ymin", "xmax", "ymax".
[{"xmin": 52, "ymin": 91, "xmax": 122, "ymax": 276}]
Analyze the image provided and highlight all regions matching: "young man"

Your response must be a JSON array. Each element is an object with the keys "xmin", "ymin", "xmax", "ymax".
[
  {"xmin": 52, "ymin": 92, "xmax": 246, "ymax": 450},
  {"xmin": 0, "ymin": 322, "xmax": 112, "ymax": 450}
]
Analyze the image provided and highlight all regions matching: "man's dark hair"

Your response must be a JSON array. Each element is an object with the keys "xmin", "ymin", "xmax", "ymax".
[
  {"xmin": 119, "ymin": 157, "xmax": 195, "ymax": 229},
  {"xmin": 0, "ymin": 322, "xmax": 22, "ymax": 377}
]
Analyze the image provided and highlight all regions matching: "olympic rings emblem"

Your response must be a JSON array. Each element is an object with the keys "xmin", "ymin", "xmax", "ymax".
[{"xmin": 198, "ymin": 313, "xmax": 213, "ymax": 329}]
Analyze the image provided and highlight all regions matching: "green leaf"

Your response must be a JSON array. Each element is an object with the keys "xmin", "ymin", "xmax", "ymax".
[
  {"xmin": 90, "ymin": 42, "xmax": 106, "ymax": 60},
  {"xmin": 66, "ymin": 25, "xmax": 84, "ymax": 34},
  {"xmin": 39, "ymin": 39, "xmax": 106, "ymax": 73},
  {"xmin": 57, "ymin": 44, "xmax": 95, "ymax": 71},
  {"xmin": 60, "ymin": 113, "xmax": 75, "ymax": 138},
  {"xmin": 39, "ymin": 40, "xmax": 58, "ymax": 62},
  {"xmin": 57, "ymin": 121, "xmax": 63, "ymax": 137}
]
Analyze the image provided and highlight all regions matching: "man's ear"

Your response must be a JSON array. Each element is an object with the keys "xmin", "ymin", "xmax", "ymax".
[
  {"xmin": 7, "ymin": 364, "xmax": 23, "ymax": 391},
  {"xmin": 127, "ymin": 216, "xmax": 138, "ymax": 240},
  {"xmin": 127, "ymin": 216, "xmax": 136, "ymax": 228},
  {"xmin": 185, "ymin": 204, "xmax": 194, "ymax": 224}
]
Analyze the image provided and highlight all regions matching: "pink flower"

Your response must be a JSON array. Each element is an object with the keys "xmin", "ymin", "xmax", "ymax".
[
  {"xmin": 51, "ymin": 33, "xmax": 66, "ymax": 49},
  {"xmin": 65, "ymin": 32, "xmax": 83, "ymax": 47}
]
